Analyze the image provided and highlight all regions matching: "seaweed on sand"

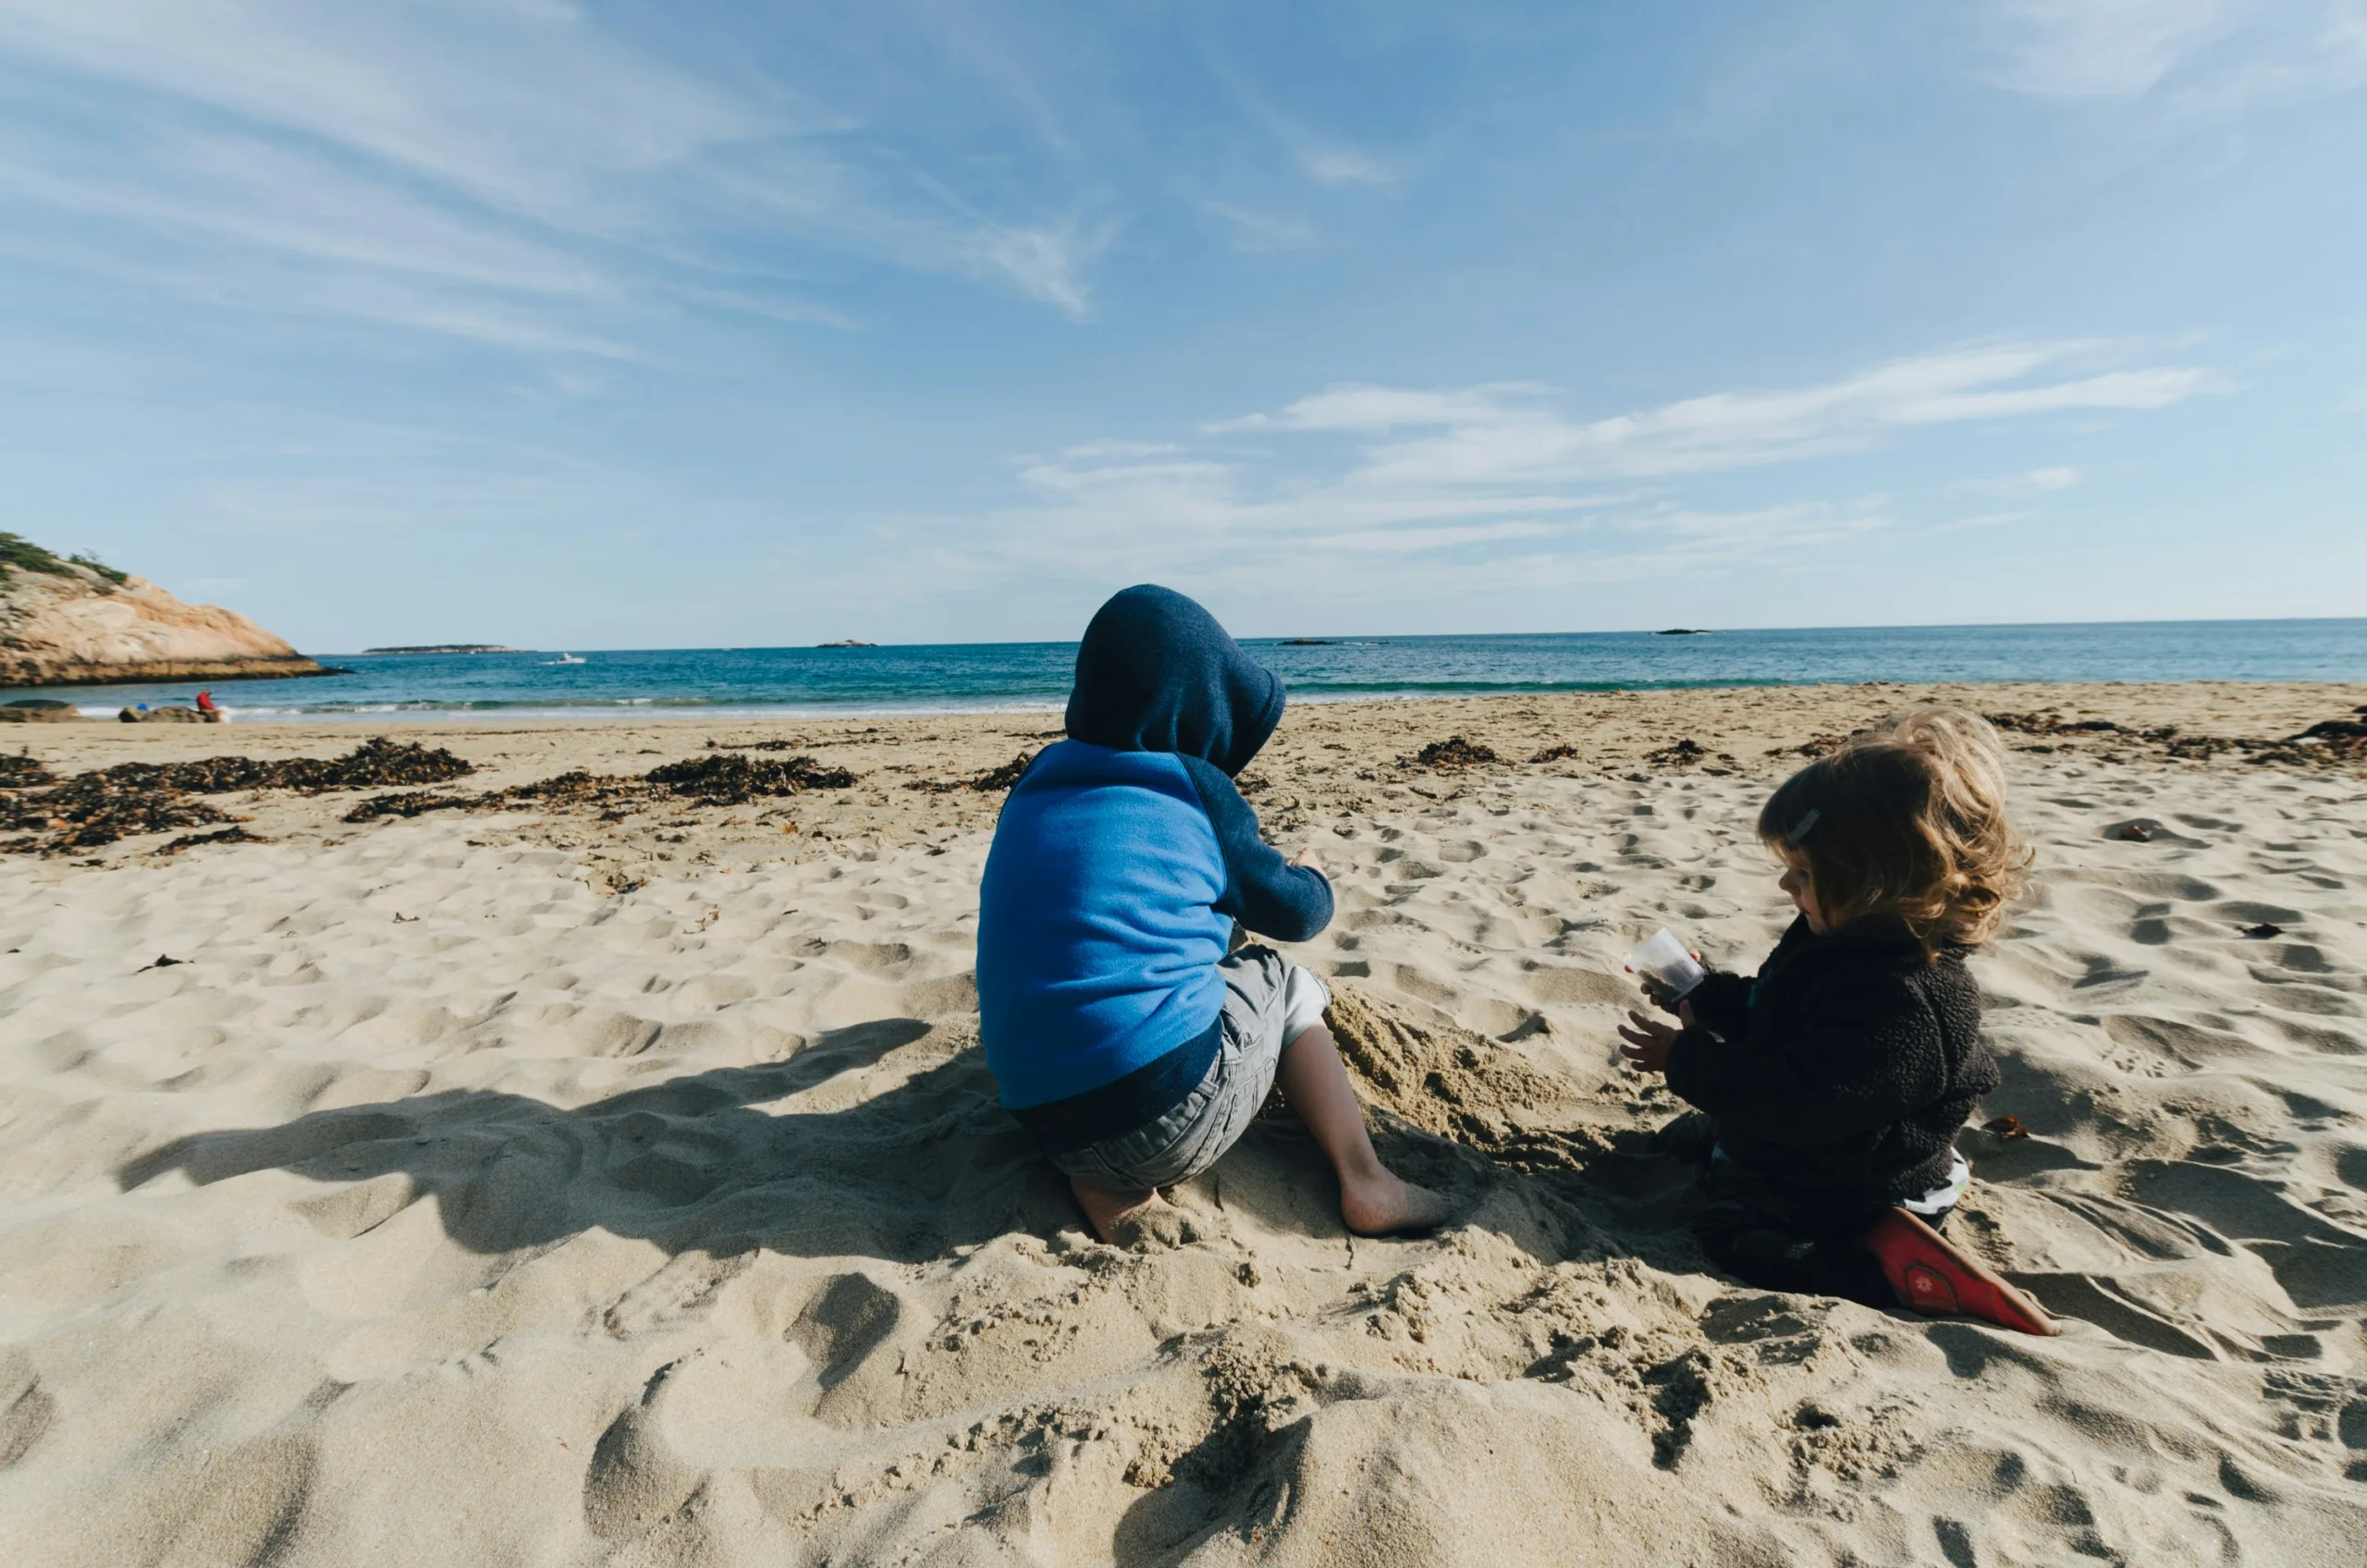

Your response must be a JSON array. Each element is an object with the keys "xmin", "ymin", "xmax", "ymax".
[
  {"xmin": 345, "ymin": 752, "xmax": 858, "ymax": 827},
  {"xmin": 904, "ymin": 752, "xmax": 1036, "ymax": 793},
  {"xmin": 3, "ymin": 778, "xmax": 238, "ymax": 853},
  {"xmin": 3, "ymin": 738, "xmax": 470, "ymax": 854},
  {"xmin": 157, "ymin": 826, "xmax": 266, "ymax": 853},
  {"xmin": 344, "ymin": 792, "xmax": 476, "ymax": 823},
  {"xmin": 645, "ymin": 753, "xmax": 855, "ymax": 801},
  {"xmin": 1401, "ymin": 736, "xmax": 1499, "ymax": 770},
  {"xmin": 1644, "ymin": 739, "xmax": 1736, "ymax": 771}
]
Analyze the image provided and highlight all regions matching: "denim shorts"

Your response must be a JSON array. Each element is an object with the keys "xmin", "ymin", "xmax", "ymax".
[{"xmin": 1048, "ymin": 945, "xmax": 1330, "ymax": 1193}]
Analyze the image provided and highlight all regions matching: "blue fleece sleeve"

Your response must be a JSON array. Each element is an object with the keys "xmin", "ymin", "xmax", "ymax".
[{"xmin": 1178, "ymin": 756, "xmax": 1333, "ymax": 942}]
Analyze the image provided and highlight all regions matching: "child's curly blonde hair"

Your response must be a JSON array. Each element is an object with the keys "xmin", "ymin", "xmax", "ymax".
[{"xmin": 1757, "ymin": 706, "xmax": 2030, "ymax": 956}]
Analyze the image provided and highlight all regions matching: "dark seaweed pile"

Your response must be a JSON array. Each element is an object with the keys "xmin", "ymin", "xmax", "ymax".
[
  {"xmin": 645, "ymin": 753, "xmax": 856, "ymax": 800},
  {"xmin": 905, "ymin": 752, "xmax": 1036, "ymax": 793},
  {"xmin": 3, "ymin": 739, "xmax": 473, "ymax": 854},
  {"xmin": 57, "ymin": 738, "xmax": 472, "ymax": 797},
  {"xmin": 343, "ymin": 792, "xmax": 476, "ymax": 823},
  {"xmin": 1984, "ymin": 711, "xmax": 2176, "ymax": 741},
  {"xmin": 2162, "ymin": 723, "xmax": 2367, "ymax": 767},
  {"xmin": 344, "ymin": 753, "xmax": 858, "ymax": 826},
  {"xmin": 1403, "ymin": 736, "xmax": 1499, "ymax": 770},
  {"xmin": 3, "ymin": 775, "xmax": 236, "ymax": 853},
  {"xmin": 1528, "ymin": 743, "xmax": 1581, "ymax": 764},
  {"xmin": 1986, "ymin": 707, "xmax": 2367, "ymax": 768},
  {"xmin": 1644, "ymin": 738, "xmax": 1737, "ymax": 771},
  {"xmin": 157, "ymin": 826, "xmax": 267, "ymax": 854},
  {"xmin": 0, "ymin": 753, "xmax": 55, "ymax": 789},
  {"xmin": 1764, "ymin": 732, "xmax": 1855, "ymax": 760}
]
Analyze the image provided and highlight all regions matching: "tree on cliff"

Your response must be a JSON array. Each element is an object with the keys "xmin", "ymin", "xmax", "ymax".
[{"xmin": 0, "ymin": 533, "xmax": 129, "ymax": 591}]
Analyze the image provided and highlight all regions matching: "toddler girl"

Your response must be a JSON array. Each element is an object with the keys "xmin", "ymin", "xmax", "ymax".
[{"xmin": 1617, "ymin": 707, "xmax": 2053, "ymax": 1333}]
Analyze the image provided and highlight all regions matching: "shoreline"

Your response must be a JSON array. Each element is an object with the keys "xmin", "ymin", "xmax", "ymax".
[
  {"xmin": 0, "ymin": 657, "xmax": 339, "ymax": 689},
  {"xmin": 15, "ymin": 674, "xmax": 2367, "ymax": 727}
]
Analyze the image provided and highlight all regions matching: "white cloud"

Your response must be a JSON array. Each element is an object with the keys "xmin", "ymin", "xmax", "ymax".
[
  {"xmin": 1981, "ymin": 0, "xmax": 2367, "ymax": 108},
  {"xmin": 0, "ymin": 0, "xmax": 755, "ymax": 214},
  {"xmin": 969, "ymin": 220, "xmax": 1111, "ymax": 319},
  {"xmin": 0, "ymin": 0, "xmax": 1124, "ymax": 340},
  {"xmin": 1198, "ymin": 200, "xmax": 1318, "ymax": 253},
  {"xmin": 1229, "ymin": 343, "xmax": 2225, "ymax": 489},
  {"xmin": 1210, "ymin": 55, "xmax": 1403, "ymax": 190},
  {"xmin": 689, "ymin": 153, "xmax": 1114, "ymax": 320},
  {"xmin": 797, "ymin": 454, "xmax": 1905, "ymax": 626},
  {"xmin": 1295, "ymin": 144, "xmax": 1398, "ymax": 189},
  {"xmin": 1214, "ymin": 382, "xmax": 1554, "ymax": 435},
  {"xmin": 0, "ymin": 131, "xmax": 602, "ymax": 294},
  {"xmin": 1984, "ymin": 0, "xmax": 2250, "ymax": 96},
  {"xmin": 818, "ymin": 340, "xmax": 2212, "ymax": 613},
  {"xmin": 681, "ymin": 288, "xmax": 864, "ymax": 332}
]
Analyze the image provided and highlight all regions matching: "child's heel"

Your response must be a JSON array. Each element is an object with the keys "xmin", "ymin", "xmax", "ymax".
[{"xmin": 1863, "ymin": 1207, "xmax": 2056, "ymax": 1336}]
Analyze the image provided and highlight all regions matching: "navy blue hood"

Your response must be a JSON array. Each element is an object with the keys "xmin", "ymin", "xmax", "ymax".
[{"xmin": 1064, "ymin": 585, "xmax": 1283, "ymax": 777}]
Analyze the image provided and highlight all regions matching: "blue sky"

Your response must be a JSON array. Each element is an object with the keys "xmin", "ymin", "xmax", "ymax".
[{"xmin": 2, "ymin": 1, "xmax": 2362, "ymax": 651}]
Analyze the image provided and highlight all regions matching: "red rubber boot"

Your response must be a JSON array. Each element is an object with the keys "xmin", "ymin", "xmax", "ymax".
[{"xmin": 1863, "ymin": 1208, "xmax": 2056, "ymax": 1336}]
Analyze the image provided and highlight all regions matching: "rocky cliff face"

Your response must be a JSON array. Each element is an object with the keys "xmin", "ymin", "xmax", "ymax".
[{"xmin": 1, "ymin": 537, "xmax": 325, "ymax": 688}]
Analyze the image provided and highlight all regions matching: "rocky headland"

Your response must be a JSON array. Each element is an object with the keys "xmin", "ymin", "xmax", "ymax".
[{"xmin": 0, "ymin": 533, "xmax": 328, "ymax": 688}]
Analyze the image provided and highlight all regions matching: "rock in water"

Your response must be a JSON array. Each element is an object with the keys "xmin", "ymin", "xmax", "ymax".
[
  {"xmin": 0, "ymin": 699, "xmax": 80, "ymax": 723},
  {"xmin": 0, "ymin": 533, "xmax": 327, "ymax": 687}
]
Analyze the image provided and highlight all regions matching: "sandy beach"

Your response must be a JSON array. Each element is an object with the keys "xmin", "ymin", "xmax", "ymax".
[{"xmin": 4, "ymin": 680, "xmax": 2365, "ymax": 1566}]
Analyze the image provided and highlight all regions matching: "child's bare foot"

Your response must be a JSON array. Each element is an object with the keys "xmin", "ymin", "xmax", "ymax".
[
  {"xmin": 1069, "ymin": 1177, "xmax": 1191, "ymax": 1248},
  {"xmin": 1340, "ymin": 1170, "xmax": 1454, "ymax": 1237}
]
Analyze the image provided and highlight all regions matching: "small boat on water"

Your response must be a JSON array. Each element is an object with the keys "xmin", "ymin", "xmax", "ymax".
[{"xmin": 545, "ymin": 653, "xmax": 586, "ymax": 666}]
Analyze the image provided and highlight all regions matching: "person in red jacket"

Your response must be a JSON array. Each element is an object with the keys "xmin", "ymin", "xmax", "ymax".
[{"xmin": 194, "ymin": 690, "xmax": 217, "ymax": 716}]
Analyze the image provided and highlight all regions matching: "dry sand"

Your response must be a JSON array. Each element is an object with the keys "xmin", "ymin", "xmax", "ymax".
[{"xmin": 3, "ymin": 681, "xmax": 2365, "ymax": 1566}]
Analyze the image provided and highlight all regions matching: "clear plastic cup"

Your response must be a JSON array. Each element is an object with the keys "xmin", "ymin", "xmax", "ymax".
[{"xmin": 1626, "ymin": 928, "xmax": 1706, "ymax": 998}]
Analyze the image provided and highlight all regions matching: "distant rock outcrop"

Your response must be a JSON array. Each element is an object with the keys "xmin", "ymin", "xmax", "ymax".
[
  {"xmin": 1, "ymin": 533, "xmax": 329, "ymax": 688},
  {"xmin": 362, "ymin": 644, "xmax": 520, "ymax": 655}
]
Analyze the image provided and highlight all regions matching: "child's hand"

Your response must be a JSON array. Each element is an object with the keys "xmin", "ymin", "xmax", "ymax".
[
  {"xmin": 1617, "ymin": 1001, "xmax": 1696, "ymax": 1073},
  {"xmin": 1625, "ymin": 949, "xmax": 1703, "ymax": 1014},
  {"xmin": 1292, "ymin": 848, "xmax": 1327, "ymax": 876}
]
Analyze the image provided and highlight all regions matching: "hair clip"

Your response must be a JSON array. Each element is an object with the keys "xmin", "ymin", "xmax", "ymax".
[{"xmin": 1784, "ymin": 808, "xmax": 1821, "ymax": 847}]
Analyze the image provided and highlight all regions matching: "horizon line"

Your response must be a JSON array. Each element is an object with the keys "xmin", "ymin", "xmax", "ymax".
[{"xmin": 307, "ymin": 611, "xmax": 2367, "ymax": 658}]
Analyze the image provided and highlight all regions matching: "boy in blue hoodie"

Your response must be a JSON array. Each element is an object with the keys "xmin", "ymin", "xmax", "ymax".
[{"xmin": 978, "ymin": 586, "xmax": 1450, "ymax": 1243}]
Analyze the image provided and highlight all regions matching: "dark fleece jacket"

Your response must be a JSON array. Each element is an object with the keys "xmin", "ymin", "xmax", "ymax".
[{"xmin": 1664, "ymin": 915, "xmax": 1998, "ymax": 1212}]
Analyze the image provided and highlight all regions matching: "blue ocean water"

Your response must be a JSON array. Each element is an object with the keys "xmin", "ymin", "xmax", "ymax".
[{"xmin": 16, "ymin": 619, "xmax": 2366, "ymax": 723}]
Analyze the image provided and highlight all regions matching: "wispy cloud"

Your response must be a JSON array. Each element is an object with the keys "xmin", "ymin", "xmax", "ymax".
[
  {"xmin": 1198, "ymin": 199, "xmax": 1318, "ymax": 252},
  {"xmin": 1219, "ymin": 344, "xmax": 2225, "ymax": 489},
  {"xmin": 1209, "ymin": 54, "xmax": 1403, "ymax": 190},
  {"xmin": 0, "ymin": 0, "xmax": 1127, "ymax": 347},
  {"xmin": 1294, "ymin": 144, "xmax": 1398, "ymax": 189},
  {"xmin": 1983, "ymin": 0, "xmax": 2250, "ymax": 97},
  {"xmin": 825, "ymin": 340, "xmax": 2221, "ymax": 613},
  {"xmin": 1981, "ymin": 0, "xmax": 2367, "ymax": 108},
  {"xmin": 0, "ymin": 129, "xmax": 602, "ymax": 294},
  {"xmin": 0, "ymin": 0, "xmax": 756, "ymax": 214}
]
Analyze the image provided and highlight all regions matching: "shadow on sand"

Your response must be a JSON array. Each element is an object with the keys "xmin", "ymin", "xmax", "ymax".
[{"xmin": 115, "ymin": 1017, "xmax": 1095, "ymax": 1265}]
